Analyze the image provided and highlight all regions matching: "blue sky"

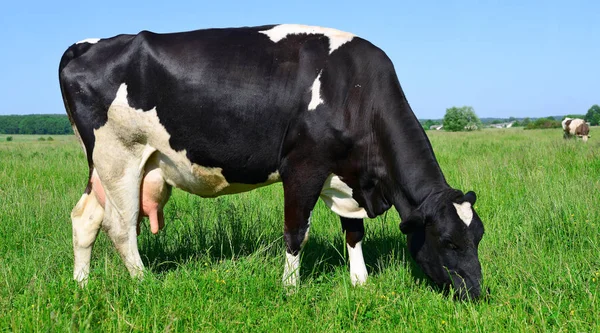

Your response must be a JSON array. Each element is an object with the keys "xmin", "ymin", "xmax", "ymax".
[{"xmin": 1, "ymin": 0, "xmax": 598, "ymax": 119}]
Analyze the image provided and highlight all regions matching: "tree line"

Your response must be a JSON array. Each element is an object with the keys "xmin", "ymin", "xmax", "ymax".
[
  {"xmin": 0, "ymin": 115, "xmax": 73, "ymax": 135},
  {"xmin": 420, "ymin": 104, "xmax": 600, "ymax": 131},
  {"xmin": 3, "ymin": 105, "xmax": 599, "ymax": 135}
]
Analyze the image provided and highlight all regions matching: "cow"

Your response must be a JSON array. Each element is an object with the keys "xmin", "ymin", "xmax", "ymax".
[
  {"xmin": 562, "ymin": 118, "xmax": 590, "ymax": 142},
  {"xmin": 59, "ymin": 24, "xmax": 485, "ymax": 300}
]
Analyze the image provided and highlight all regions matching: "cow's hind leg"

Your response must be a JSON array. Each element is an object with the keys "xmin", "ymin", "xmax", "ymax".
[
  {"xmin": 71, "ymin": 187, "xmax": 104, "ymax": 285},
  {"xmin": 281, "ymin": 168, "xmax": 329, "ymax": 289},
  {"xmin": 341, "ymin": 217, "xmax": 368, "ymax": 285},
  {"xmin": 95, "ymin": 145, "xmax": 154, "ymax": 279}
]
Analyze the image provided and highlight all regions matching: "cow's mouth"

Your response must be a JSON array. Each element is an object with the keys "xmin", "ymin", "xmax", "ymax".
[{"xmin": 450, "ymin": 272, "xmax": 482, "ymax": 301}]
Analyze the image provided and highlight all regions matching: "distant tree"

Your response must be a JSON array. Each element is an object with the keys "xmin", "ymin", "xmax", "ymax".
[
  {"xmin": 443, "ymin": 106, "xmax": 481, "ymax": 132},
  {"xmin": 585, "ymin": 104, "xmax": 600, "ymax": 126},
  {"xmin": 0, "ymin": 115, "xmax": 73, "ymax": 135},
  {"xmin": 0, "ymin": 116, "xmax": 21, "ymax": 134},
  {"xmin": 491, "ymin": 119, "xmax": 503, "ymax": 124}
]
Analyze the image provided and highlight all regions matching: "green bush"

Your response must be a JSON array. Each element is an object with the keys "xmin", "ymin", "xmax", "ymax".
[
  {"xmin": 38, "ymin": 137, "xmax": 46, "ymax": 141},
  {"xmin": 5, "ymin": 136, "xmax": 13, "ymax": 142},
  {"xmin": 524, "ymin": 117, "xmax": 562, "ymax": 130},
  {"xmin": 47, "ymin": 137, "xmax": 54, "ymax": 141}
]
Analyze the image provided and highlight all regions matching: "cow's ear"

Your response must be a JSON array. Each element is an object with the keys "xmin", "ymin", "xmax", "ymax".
[
  {"xmin": 399, "ymin": 210, "xmax": 424, "ymax": 234},
  {"xmin": 463, "ymin": 191, "xmax": 477, "ymax": 205}
]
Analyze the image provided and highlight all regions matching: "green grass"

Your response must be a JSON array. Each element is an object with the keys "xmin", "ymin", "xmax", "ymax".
[{"xmin": 1, "ymin": 128, "xmax": 598, "ymax": 332}]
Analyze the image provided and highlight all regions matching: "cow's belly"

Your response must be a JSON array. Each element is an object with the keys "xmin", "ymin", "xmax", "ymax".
[{"xmin": 155, "ymin": 151, "xmax": 281, "ymax": 198}]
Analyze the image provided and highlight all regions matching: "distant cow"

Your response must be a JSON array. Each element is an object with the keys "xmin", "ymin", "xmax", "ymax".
[
  {"xmin": 59, "ymin": 24, "xmax": 485, "ymax": 300},
  {"xmin": 562, "ymin": 118, "xmax": 590, "ymax": 142}
]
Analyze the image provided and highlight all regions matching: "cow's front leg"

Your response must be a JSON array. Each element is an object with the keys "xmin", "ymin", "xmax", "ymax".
[
  {"xmin": 281, "ymin": 168, "xmax": 328, "ymax": 289},
  {"xmin": 341, "ymin": 217, "xmax": 368, "ymax": 285},
  {"xmin": 281, "ymin": 197, "xmax": 314, "ymax": 289}
]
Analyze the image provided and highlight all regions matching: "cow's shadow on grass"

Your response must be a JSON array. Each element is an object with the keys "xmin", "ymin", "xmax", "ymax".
[
  {"xmin": 137, "ymin": 210, "xmax": 433, "ymax": 289},
  {"xmin": 300, "ymin": 233, "xmax": 431, "ymax": 286}
]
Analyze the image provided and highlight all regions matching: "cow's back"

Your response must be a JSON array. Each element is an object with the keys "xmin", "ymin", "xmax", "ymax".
[{"xmin": 60, "ymin": 26, "xmax": 342, "ymax": 185}]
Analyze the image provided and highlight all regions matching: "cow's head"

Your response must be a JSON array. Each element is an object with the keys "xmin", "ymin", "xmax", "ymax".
[
  {"xmin": 400, "ymin": 190, "xmax": 484, "ymax": 301},
  {"xmin": 576, "ymin": 123, "xmax": 590, "ymax": 142}
]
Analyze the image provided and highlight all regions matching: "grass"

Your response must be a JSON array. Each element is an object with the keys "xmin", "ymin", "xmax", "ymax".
[{"xmin": 0, "ymin": 128, "xmax": 598, "ymax": 332}]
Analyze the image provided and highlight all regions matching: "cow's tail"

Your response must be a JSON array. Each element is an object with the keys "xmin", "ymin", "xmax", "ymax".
[{"xmin": 59, "ymin": 43, "xmax": 97, "ymax": 191}]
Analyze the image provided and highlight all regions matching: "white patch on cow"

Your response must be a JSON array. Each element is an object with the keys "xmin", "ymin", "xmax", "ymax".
[
  {"xmin": 282, "ymin": 213, "xmax": 310, "ymax": 289},
  {"xmin": 259, "ymin": 24, "xmax": 354, "ymax": 54},
  {"xmin": 453, "ymin": 202, "xmax": 473, "ymax": 226},
  {"xmin": 568, "ymin": 119, "xmax": 587, "ymax": 134},
  {"xmin": 267, "ymin": 171, "xmax": 281, "ymax": 182},
  {"xmin": 76, "ymin": 38, "xmax": 100, "ymax": 45},
  {"xmin": 320, "ymin": 174, "xmax": 368, "ymax": 219},
  {"xmin": 283, "ymin": 252, "xmax": 300, "ymax": 287},
  {"xmin": 308, "ymin": 72, "xmax": 324, "ymax": 111},
  {"xmin": 347, "ymin": 241, "xmax": 368, "ymax": 286},
  {"xmin": 302, "ymin": 210, "xmax": 312, "ymax": 247},
  {"xmin": 562, "ymin": 117, "xmax": 573, "ymax": 131},
  {"xmin": 71, "ymin": 191, "xmax": 104, "ymax": 284}
]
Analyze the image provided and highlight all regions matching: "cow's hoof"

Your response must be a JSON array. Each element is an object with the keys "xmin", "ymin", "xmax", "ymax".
[
  {"xmin": 350, "ymin": 272, "xmax": 368, "ymax": 286},
  {"xmin": 74, "ymin": 276, "xmax": 89, "ymax": 288}
]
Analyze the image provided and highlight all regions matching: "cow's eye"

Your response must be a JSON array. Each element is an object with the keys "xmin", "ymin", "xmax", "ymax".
[{"xmin": 442, "ymin": 239, "xmax": 459, "ymax": 250}]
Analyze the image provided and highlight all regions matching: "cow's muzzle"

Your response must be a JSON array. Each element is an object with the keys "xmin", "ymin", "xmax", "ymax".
[{"xmin": 450, "ymin": 272, "xmax": 482, "ymax": 301}]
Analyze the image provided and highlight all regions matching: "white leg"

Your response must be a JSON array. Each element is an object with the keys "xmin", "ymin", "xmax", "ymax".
[
  {"xmin": 94, "ymin": 144, "xmax": 152, "ymax": 279},
  {"xmin": 282, "ymin": 217, "xmax": 310, "ymax": 288},
  {"xmin": 348, "ymin": 241, "xmax": 368, "ymax": 286},
  {"xmin": 71, "ymin": 192, "xmax": 104, "ymax": 285},
  {"xmin": 102, "ymin": 174, "xmax": 145, "ymax": 278},
  {"xmin": 283, "ymin": 252, "xmax": 300, "ymax": 287}
]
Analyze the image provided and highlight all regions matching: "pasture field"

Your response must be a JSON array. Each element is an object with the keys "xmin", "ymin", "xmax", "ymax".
[{"xmin": 0, "ymin": 128, "xmax": 598, "ymax": 332}]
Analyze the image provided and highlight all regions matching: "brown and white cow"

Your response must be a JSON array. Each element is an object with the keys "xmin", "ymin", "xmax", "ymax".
[{"xmin": 562, "ymin": 118, "xmax": 590, "ymax": 142}]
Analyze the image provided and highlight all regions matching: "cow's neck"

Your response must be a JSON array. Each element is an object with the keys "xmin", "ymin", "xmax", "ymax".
[{"xmin": 379, "ymin": 90, "xmax": 450, "ymax": 219}]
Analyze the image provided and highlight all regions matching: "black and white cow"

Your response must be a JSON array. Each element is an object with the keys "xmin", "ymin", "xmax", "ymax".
[{"xmin": 59, "ymin": 24, "xmax": 485, "ymax": 300}]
